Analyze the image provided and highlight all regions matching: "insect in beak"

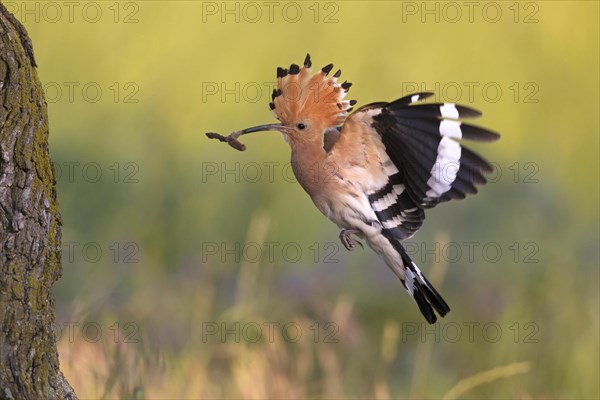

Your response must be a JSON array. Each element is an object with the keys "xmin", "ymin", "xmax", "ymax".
[{"xmin": 206, "ymin": 123, "xmax": 291, "ymax": 151}]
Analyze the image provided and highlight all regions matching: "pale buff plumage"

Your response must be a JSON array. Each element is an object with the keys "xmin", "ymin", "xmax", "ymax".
[{"xmin": 207, "ymin": 54, "xmax": 499, "ymax": 323}]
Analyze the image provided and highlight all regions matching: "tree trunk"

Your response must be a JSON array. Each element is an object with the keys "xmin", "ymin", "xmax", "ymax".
[{"xmin": 0, "ymin": 3, "xmax": 77, "ymax": 398}]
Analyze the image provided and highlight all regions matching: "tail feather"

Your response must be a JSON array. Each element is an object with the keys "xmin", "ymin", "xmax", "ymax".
[
  {"xmin": 400, "ymin": 244, "xmax": 450, "ymax": 316},
  {"xmin": 382, "ymin": 231, "xmax": 450, "ymax": 323}
]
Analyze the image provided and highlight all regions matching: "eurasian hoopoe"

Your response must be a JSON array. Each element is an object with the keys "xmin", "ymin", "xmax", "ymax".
[{"xmin": 207, "ymin": 54, "xmax": 499, "ymax": 323}]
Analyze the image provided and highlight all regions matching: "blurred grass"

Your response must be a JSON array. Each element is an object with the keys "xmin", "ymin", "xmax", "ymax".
[{"xmin": 10, "ymin": 0, "xmax": 599, "ymax": 398}]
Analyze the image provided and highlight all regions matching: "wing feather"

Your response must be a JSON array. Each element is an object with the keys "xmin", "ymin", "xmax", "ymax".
[{"xmin": 332, "ymin": 93, "xmax": 498, "ymax": 239}]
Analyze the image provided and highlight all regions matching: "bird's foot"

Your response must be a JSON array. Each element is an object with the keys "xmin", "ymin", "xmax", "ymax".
[{"xmin": 339, "ymin": 229, "xmax": 364, "ymax": 251}]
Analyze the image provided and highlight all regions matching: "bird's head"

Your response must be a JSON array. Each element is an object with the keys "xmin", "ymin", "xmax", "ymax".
[{"xmin": 231, "ymin": 54, "xmax": 355, "ymax": 146}]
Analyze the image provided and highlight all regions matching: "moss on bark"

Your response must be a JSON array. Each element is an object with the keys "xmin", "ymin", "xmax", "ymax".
[{"xmin": 0, "ymin": 2, "xmax": 77, "ymax": 398}]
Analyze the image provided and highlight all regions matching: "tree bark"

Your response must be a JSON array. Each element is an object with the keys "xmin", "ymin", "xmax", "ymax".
[{"xmin": 0, "ymin": 3, "xmax": 77, "ymax": 398}]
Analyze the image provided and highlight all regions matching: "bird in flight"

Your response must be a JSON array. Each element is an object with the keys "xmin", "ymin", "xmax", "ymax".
[{"xmin": 207, "ymin": 54, "xmax": 499, "ymax": 323}]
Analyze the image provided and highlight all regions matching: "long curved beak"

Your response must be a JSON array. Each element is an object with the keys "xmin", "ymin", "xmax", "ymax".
[{"xmin": 237, "ymin": 123, "xmax": 289, "ymax": 135}]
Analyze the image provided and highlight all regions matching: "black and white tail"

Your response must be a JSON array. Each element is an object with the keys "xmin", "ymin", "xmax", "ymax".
[{"xmin": 381, "ymin": 230, "xmax": 450, "ymax": 324}]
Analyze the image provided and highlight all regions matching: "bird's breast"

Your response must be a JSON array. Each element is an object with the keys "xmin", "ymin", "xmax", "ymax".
[{"xmin": 296, "ymin": 163, "xmax": 378, "ymax": 229}]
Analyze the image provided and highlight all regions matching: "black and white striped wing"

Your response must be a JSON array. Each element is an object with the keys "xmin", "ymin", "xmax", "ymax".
[
  {"xmin": 333, "ymin": 93, "xmax": 497, "ymax": 323},
  {"xmin": 367, "ymin": 171, "xmax": 425, "ymax": 240},
  {"xmin": 372, "ymin": 92, "xmax": 500, "ymax": 210},
  {"xmin": 343, "ymin": 92, "xmax": 499, "ymax": 240}
]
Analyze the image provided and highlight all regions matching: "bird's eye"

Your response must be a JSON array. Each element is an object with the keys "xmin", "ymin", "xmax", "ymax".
[{"xmin": 297, "ymin": 123, "xmax": 306, "ymax": 130}]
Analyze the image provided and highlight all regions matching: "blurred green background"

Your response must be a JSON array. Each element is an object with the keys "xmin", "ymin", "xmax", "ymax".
[{"xmin": 9, "ymin": 0, "xmax": 599, "ymax": 398}]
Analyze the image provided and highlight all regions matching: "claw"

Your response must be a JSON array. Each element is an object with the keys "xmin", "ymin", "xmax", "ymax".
[{"xmin": 339, "ymin": 229, "xmax": 364, "ymax": 251}]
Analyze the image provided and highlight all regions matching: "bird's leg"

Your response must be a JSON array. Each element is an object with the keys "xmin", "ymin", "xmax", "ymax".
[{"xmin": 339, "ymin": 229, "xmax": 364, "ymax": 251}]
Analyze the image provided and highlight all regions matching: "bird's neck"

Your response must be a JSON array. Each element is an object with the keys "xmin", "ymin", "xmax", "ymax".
[{"xmin": 289, "ymin": 137, "xmax": 330, "ymax": 195}]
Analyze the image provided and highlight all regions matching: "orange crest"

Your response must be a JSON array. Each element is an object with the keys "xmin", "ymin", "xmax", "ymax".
[{"xmin": 269, "ymin": 54, "xmax": 356, "ymax": 128}]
